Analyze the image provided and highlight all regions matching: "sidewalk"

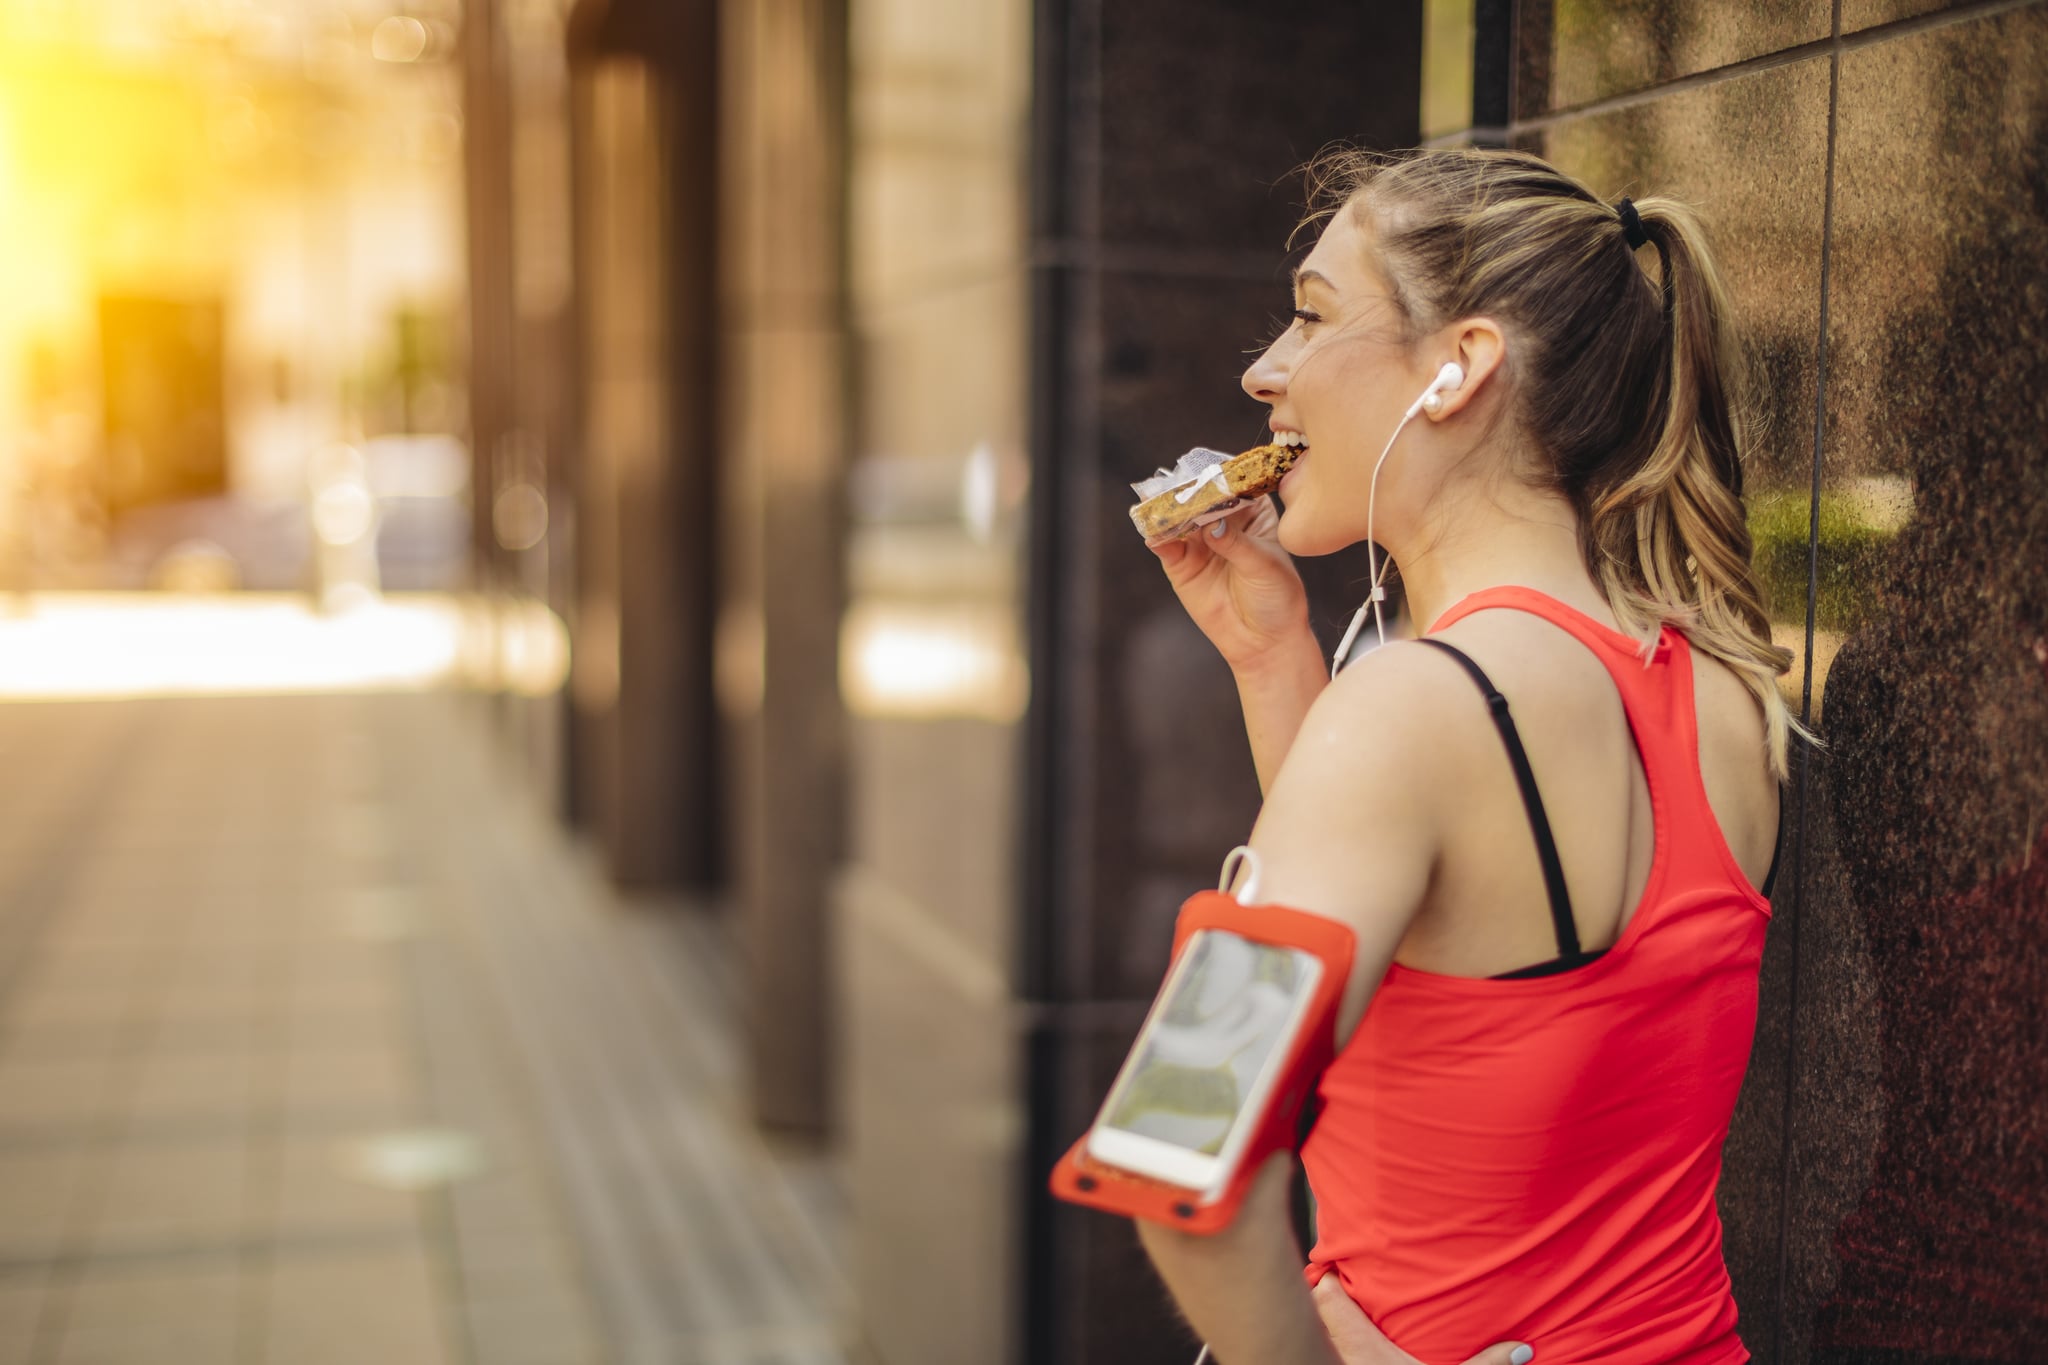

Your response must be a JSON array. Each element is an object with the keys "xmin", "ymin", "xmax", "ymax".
[{"xmin": 0, "ymin": 693, "xmax": 848, "ymax": 1365}]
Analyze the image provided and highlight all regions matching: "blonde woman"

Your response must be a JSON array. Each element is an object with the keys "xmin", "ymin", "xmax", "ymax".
[{"xmin": 1137, "ymin": 147, "xmax": 1794, "ymax": 1365}]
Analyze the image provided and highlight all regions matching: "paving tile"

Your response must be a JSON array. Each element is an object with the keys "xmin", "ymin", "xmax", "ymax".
[
  {"xmin": 267, "ymin": 1136, "xmax": 418, "ymax": 1238},
  {"xmin": 453, "ymin": 1231, "xmax": 590, "ymax": 1307},
  {"xmin": 160, "ymin": 945, "xmax": 291, "ymax": 996},
  {"xmin": 446, "ymin": 1167, "xmax": 557, "ymax": 1240},
  {"xmin": 283, "ymin": 1001, "xmax": 402, "ymax": 1056},
  {"xmin": 49, "ymin": 1323, "xmax": 237, "ymax": 1364},
  {"xmin": 141, "ymin": 1011, "xmax": 276, "ymax": 1057},
  {"xmin": 281, "ymin": 1047, "xmax": 414, "ymax": 1125},
  {"xmin": 84, "ymin": 1135, "xmax": 250, "ymax": 1256},
  {"xmin": 259, "ymin": 1245, "xmax": 452, "ymax": 1365},
  {"xmin": 150, "ymin": 981, "xmax": 280, "ymax": 1027},
  {"xmin": 40, "ymin": 896, "xmax": 186, "ymax": 939},
  {"xmin": 0, "ymin": 1056, "xmax": 121, "ymax": 1134},
  {"xmin": 124, "ymin": 1051, "xmax": 256, "ymax": 1125},
  {"xmin": 288, "ymin": 971, "xmax": 397, "ymax": 1016},
  {"xmin": 0, "ymin": 984, "xmax": 133, "ymax": 1036},
  {"xmin": 0, "ymin": 1272, "xmax": 47, "ymax": 1365},
  {"xmin": 0, "ymin": 1013, "xmax": 128, "ymax": 1064},
  {"xmin": 464, "ymin": 1299, "xmax": 606, "ymax": 1365},
  {"xmin": 0, "ymin": 1148, "xmax": 97, "ymax": 1260},
  {"xmin": 14, "ymin": 945, "xmax": 152, "ymax": 994},
  {"xmin": 54, "ymin": 1259, "xmax": 242, "ymax": 1364}
]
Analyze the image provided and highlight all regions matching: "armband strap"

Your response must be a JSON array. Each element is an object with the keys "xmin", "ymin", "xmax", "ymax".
[{"xmin": 1047, "ymin": 889, "xmax": 1355, "ymax": 1235}]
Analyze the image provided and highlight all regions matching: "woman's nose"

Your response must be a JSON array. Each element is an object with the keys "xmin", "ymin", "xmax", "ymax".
[{"xmin": 1241, "ymin": 340, "xmax": 1287, "ymax": 404}]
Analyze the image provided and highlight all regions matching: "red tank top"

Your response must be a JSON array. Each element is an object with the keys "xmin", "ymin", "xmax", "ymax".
[{"xmin": 1301, "ymin": 585, "xmax": 1770, "ymax": 1365}]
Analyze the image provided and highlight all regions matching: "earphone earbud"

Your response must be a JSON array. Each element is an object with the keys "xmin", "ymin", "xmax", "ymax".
[{"xmin": 1410, "ymin": 361, "xmax": 1466, "ymax": 418}]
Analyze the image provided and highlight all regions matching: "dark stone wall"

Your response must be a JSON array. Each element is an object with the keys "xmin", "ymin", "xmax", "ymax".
[
  {"xmin": 1023, "ymin": 3, "xmax": 1423, "ymax": 1362},
  {"xmin": 1502, "ymin": 2, "xmax": 2048, "ymax": 1359}
]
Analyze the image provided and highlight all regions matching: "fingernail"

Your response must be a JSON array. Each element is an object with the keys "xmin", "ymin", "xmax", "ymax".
[
  {"xmin": 1209, "ymin": 521, "xmax": 1227, "ymax": 539},
  {"xmin": 1510, "ymin": 1346, "xmax": 1534, "ymax": 1365}
]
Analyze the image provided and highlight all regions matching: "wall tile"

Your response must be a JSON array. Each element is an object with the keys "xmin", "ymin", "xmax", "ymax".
[
  {"xmin": 1526, "ymin": 55, "xmax": 1835, "ymax": 1352},
  {"xmin": 1839, "ymin": 0, "xmax": 1976, "ymax": 35},
  {"xmin": 1516, "ymin": 0, "xmax": 1829, "ymax": 117},
  {"xmin": 1796, "ymin": 8, "xmax": 2048, "ymax": 1360},
  {"xmin": 1529, "ymin": 55, "xmax": 1833, "ymax": 690},
  {"xmin": 1095, "ymin": 0, "xmax": 1422, "ymax": 255}
]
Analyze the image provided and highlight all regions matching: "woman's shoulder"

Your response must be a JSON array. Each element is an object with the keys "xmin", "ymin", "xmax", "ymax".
[{"xmin": 1298, "ymin": 637, "xmax": 1528, "ymax": 808}]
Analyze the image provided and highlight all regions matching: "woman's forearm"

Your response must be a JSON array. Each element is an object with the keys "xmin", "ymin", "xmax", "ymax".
[
  {"xmin": 1135, "ymin": 1155, "xmax": 1342, "ymax": 1365},
  {"xmin": 1233, "ymin": 635, "xmax": 1331, "ymax": 795}
]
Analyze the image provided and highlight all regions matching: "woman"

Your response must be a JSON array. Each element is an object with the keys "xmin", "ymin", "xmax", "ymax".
[{"xmin": 1135, "ymin": 146, "xmax": 1797, "ymax": 1365}]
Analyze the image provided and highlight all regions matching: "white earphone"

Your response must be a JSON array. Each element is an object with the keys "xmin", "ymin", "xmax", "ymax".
[{"xmin": 1329, "ymin": 361, "xmax": 1467, "ymax": 677}]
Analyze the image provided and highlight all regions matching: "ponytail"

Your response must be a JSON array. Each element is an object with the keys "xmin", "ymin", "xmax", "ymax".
[{"xmin": 1586, "ymin": 196, "xmax": 1811, "ymax": 783}]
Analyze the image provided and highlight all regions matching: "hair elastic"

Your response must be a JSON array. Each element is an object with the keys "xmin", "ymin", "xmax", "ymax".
[{"xmin": 1615, "ymin": 197, "xmax": 1648, "ymax": 250}]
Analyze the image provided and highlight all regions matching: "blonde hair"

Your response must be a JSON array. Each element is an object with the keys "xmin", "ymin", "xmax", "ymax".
[{"xmin": 1300, "ymin": 146, "xmax": 1809, "ymax": 783}]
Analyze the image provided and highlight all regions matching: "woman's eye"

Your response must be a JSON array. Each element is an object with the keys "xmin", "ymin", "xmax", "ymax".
[{"xmin": 1292, "ymin": 308, "xmax": 1321, "ymax": 328}]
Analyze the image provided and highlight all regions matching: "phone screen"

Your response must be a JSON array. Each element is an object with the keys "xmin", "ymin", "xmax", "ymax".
[{"xmin": 1100, "ymin": 930, "xmax": 1319, "ymax": 1156}]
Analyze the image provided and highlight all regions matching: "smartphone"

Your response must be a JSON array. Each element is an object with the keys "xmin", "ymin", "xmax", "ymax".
[{"xmin": 1085, "ymin": 928, "xmax": 1324, "ymax": 1198}]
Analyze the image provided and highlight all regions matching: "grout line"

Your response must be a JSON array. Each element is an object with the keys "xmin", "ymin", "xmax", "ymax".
[
  {"xmin": 1506, "ymin": 0, "xmax": 2044, "ymax": 135},
  {"xmin": 1772, "ymin": 1, "xmax": 1843, "ymax": 1353},
  {"xmin": 0, "ymin": 1224, "xmax": 424, "ymax": 1278},
  {"xmin": 1837, "ymin": 0, "xmax": 2044, "ymax": 50},
  {"xmin": 1027, "ymin": 239, "xmax": 1288, "ymax": 283}
]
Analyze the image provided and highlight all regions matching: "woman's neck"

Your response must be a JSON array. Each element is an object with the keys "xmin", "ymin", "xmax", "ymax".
[{"xmin": 1393, "ymin": 487, "xmax": 1613, "ymax": 635}]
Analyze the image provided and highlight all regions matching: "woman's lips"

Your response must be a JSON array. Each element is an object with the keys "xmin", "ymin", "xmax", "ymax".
[{"xmin": 1279, "ymin": 452, "xmax": 1307, "ymax": 498}]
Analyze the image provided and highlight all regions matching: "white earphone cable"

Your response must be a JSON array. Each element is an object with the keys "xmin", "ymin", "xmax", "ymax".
[{"xmin": 1328, "ymin": 365, "xmax": 1459, "ymax": 678}]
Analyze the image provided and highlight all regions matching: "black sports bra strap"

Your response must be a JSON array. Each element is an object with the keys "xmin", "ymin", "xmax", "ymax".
[{"xmin": 1415, "ymin": 638, "xmax": 1580, "ymax": 958}]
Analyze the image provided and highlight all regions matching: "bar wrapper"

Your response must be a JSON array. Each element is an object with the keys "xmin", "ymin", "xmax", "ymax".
[{"xmin": 1129, "ymin": 443, "xmax": 1298, "ymax": 546}]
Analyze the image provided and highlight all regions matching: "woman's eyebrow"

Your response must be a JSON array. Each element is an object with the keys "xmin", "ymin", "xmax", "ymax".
[{"xmin": 1292, "ymin": 267, "xmax": 1337, "ymax": 294}]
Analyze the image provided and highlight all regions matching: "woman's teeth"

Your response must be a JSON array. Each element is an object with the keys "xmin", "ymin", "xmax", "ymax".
[{"xmin": 1275, "ymin": 431, "xmax": 1309, "ymax": 451}]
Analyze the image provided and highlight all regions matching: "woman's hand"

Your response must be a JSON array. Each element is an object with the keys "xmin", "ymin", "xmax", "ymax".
[
  {"xmin": 1312, "ymin": 1275, "xmax": 1534, "ymax": 1365},
  {"xmin": 1150, "ymin": 498, "xmax": 1312, "ymax": 674}
]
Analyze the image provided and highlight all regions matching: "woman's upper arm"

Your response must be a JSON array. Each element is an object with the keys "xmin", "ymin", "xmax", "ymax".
[{"xmin": 1246, "ymin": 642, "xmax": 1459, "ymax": 1044}]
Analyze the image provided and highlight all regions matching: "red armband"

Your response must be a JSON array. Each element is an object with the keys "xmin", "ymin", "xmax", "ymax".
[{"xmin": 1047, "ymin": 888, "xmax": 1355, "ymax": 1235}]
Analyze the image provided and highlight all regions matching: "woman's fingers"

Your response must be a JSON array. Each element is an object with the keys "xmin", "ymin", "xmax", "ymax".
[
  {"xmin": 1311, "ymin": 1276, "xmax": 1411, "ymax": 1364},
  {"xmin": 1459, "ymin": 1343, "xmax": 1536, "ymax": 1365}
]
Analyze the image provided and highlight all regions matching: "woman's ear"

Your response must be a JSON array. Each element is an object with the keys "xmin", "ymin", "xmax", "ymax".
[{"xmin": 1428, "ymin": 318, "xmax": 1506, "ymax": 420}]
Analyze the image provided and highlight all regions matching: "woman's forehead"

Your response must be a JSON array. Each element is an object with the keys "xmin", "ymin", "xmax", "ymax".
[{"xmin": 1298, "ymin": 209, "xmax": 1382, "ymax": 292}]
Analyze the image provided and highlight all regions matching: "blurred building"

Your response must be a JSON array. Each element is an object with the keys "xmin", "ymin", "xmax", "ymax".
[
  {"xmin": 0, "ymin": 0, "xmax": 472, "ymax": 599},
  {"xmin": 461, "ymin": 0, "xmax": 2048, "ymax": 1362}
]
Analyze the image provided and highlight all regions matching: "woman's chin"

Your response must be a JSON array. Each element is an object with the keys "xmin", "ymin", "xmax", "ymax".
[{"xmin": 1276, "ymin": 504, "xmax": 1344, "ymax": 558}]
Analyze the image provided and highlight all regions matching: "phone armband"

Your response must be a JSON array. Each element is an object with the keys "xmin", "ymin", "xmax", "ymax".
[{"xmin": 1047, "ymin": 889, "xmax": 1355, "ymax": 1235}]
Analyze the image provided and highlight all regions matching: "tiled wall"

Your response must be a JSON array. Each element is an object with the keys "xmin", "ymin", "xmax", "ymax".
[{"xmin": 1497, "ymin": 2, "xmax": 2048, "ymax": 1358}]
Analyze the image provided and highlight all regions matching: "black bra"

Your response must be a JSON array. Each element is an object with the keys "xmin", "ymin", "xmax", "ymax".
[{"xmin": 1414, "ymin": 637, "xmax": 1782, "ymax": 981}]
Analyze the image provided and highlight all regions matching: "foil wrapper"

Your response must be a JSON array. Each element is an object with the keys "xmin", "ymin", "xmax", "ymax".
[{"xmin": 1130, "ymin": 447, "xmax": 1234, "ymax": 503}]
